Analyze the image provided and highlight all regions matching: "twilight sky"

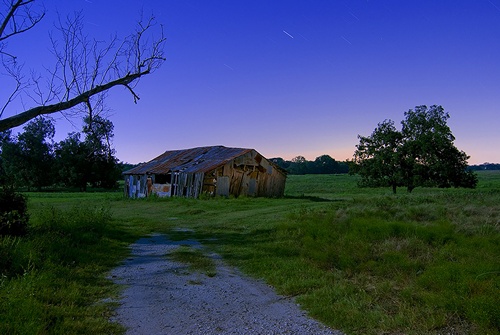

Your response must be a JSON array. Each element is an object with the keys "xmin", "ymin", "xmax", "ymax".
[{"xmin": 3, "ymin": 0, "xmax": 500, "ymax": 164}]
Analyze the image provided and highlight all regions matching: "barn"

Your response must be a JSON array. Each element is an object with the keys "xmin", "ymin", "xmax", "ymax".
[{"xmin": 123, "ymin": 146, "xmax": 287, "ymax": 198}]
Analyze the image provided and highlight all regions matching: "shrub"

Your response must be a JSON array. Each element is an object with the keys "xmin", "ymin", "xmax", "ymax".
[{"xmin": 0, "ymin": 187, "xmax": 29, "ymax": 236}]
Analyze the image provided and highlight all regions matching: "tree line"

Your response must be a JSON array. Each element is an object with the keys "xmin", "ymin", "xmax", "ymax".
[
  {"xmin": 0, "ymin": 116, "xmax": 121, "ymax": 191},
  {"xmin": 468, "ymin": 163, "xmax": 500, "ymax": 171},
  {"xmin": 271, "ymin": 155, "xmax": 349, "ymax": 175}
]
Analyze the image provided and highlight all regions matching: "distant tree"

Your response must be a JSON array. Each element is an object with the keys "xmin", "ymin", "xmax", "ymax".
[
  {"xmin": 291, "ymin": 156, "xmax": 306, "ymax": 163},
  {"xmin": 311, "ymin": 155, "xmax": 329, "ymax": 174},
  {"xmin": 352, "ymin": 105, "xmax": 477, "ymax": 193},
  {"xmin": 469, "ymin": 163, "xmax": 500, "ymax": 171},
  {"xmin": 0, "ymin": 130, "xmax": 19, "ymax": 186},
  {"xmin": 336, "ymin": 161, "xmax": 350, "ymax": 174},
  {"xmin": 270, "ymin": 157, "xmax": 290, "ymax": 171},
  {"xmin": 400, "ymin": 105, "xmax": 477, "ymax": 191},
  {"xmin": 352, "ymin": 119, "xmax": 404, "ymax": 193},
  {"xmin": 119, "ymin": 162, "xmax": 140, "ymax": 173},
  {"xmin": 313, "ymin": 155, "xmax": 344, "ymax": 174},
  {"xmin": 1, "ymin": 117, "xmax": 56, "ymax": 190},
  {"xmin": 81, "ymin": 115, "xmax": 120, "ymax": 189},
  {"xmin": 0, "ymin": 1, "xmax": 166, "ymax": 132},
  {"xmin": 54, "ymin": 132, "xmax": 89, "ymax": 190},
  {"xmin": 271, "ymin": 156, "xmax": 349, "ymax": 174},
  {"xmin": 288, "ymin": 156, "xmax": 308, "ymax": 175},
  {"xmin": 56, "ymin": 115, "xmax": 120, "ymax": 190},
  {"xmin": 83, "ymin": 115, "xmax": 114, "ymax": 158}
]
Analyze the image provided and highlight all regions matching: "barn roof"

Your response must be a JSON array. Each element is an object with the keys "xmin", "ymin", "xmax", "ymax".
[{"xmin": 123, "ymin": 146, "xmax": 256, "ymax": 175}]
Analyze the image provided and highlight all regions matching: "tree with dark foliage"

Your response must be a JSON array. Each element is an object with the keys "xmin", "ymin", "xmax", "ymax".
[
  {"xmin": 81, "ymin": 115, "xmax": 121, "ymax": 189},
  {"xmin": 54, "ymin": 132, "xmax": 89, "ymax": 190},
  {"xmin": 55, "ymin": 115, "xmax": 120, "ymax": 190},
  {"xmin": 0, "ymin": 117, "xmax": 55, "ymax": 191},
  {"xmin": 0, "ymin": 186, "xmax": 28, "ymax": 236},
  {"xmin": 1, "ymin": 115, "xmax": 120, "ymax": 191},
  {"xmin": 16, "ymin": 117, "xmax": 55, "ymax": 190},
  {"xmin": 352, "ymin": 105, "xmax": 477, "ymax": 193},
  {"xmin": 271, "ymin": 155, "xmax": 349, "ymax": 175},
  {"xmin": 351, "ymin": 119, "xmax": 404, "ymax": 193},
  {"xmin": 1, "ymin": 0, "xmax": 163, "ymax": 232},
  {"xmin": 0, "ymin": 130, "xmax": 17, "ymax": 186},
  {"xmin": 469, "ymin": 163, "xmax": 500, "ymax": 171}
]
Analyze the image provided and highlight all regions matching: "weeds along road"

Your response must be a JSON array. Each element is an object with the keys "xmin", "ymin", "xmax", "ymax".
[{"xmin": 109, "ymin": 233, "xmax": 344, "ymax": 335}]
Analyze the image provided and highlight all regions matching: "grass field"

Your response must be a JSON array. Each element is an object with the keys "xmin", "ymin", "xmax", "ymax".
[{"xmin": 1, "ymin": 171, "xmax": 499, "ymax": 334}]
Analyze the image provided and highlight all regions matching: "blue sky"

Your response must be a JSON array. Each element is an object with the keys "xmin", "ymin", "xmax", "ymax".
[{"xmin": 3, "ymin": 0, "xmax": 500, "ymax": 164}]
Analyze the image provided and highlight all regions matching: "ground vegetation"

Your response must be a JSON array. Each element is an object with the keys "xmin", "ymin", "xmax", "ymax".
[{"xmin": 0, "ymin": 172, "xmax": 498, "ymax": 334}]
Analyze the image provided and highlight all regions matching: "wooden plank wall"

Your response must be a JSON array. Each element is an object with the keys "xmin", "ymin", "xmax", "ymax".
[{"xmin": 215, "ymin": 150, "xmax": 286, "ymax": 197}]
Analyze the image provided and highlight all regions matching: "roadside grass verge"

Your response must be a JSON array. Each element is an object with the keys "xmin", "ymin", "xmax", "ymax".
[{"xmin": 0, "ymin": 202, "xmax": 141, "ymax": 334}]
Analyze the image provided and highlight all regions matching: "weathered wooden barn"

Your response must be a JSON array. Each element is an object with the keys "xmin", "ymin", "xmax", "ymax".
[{"xmin": 123, "ymin": 146, "xmax": 287, "ymax": 198}]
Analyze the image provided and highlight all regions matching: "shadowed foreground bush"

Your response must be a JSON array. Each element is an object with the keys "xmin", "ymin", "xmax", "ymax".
[{"xmin": 0, "ymin": 187, "xmax": 29, "ymax": 237}]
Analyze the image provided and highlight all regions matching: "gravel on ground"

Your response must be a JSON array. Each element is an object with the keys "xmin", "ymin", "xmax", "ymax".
[{"xmin": 109, "ymin": 233, "xmax": 344, "ymax": 335}]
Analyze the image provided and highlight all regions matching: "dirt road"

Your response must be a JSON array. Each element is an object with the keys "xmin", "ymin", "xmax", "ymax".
[{"xmin": 109, "ymin": 233, "xmax": 344, "ymax": 335}]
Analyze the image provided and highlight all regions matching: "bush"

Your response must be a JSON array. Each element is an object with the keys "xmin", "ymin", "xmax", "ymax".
[{"xmin": 0, "ymin": 187, "xmax": 29, "ymax": 236}]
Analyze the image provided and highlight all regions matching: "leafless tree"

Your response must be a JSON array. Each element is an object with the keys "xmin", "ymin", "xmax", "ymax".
[{"xmin": 0, "ymin": 0, "xmax": 166, "ymax": 132}]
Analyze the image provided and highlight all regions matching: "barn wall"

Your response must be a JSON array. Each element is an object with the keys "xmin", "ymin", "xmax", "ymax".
[
  {"xmin": 125, "ymin": 174, "xmax": 172, "ymax": 198},
  {"xmin": 125, "ymin": 175, "xmax": 148, "ymax": 198},
  {"xmin": 208, "ymin": 150, "xmax": 286, "ymax": 198}
]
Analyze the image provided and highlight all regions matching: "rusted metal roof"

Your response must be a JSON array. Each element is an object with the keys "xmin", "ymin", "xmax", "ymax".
[{"xmin": 123, "ymin": 146, "xmax": 254, "ymax": 175}]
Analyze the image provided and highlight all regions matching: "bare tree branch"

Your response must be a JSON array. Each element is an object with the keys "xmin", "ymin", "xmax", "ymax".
[
  {"xmin": 0, "ymin": 0, "xmax": 45, "ymax": 42},
  {"xmin": 0, "ymin": 56, "xmax": 23, "ymax": 115},
  {"xmin": 123, "ymin": 84, "xmax": 140, "ymax": 103},
  {"xmin": 0, "ymin": 70, "xmax": 148, "ymax": 131},
  {"xmin": 0, "ymin": 3, "xmax": 166, "ymax": 132},
  {"xmin": 1, "ymin": 0, "xmax": 44, "ymax": 116}
]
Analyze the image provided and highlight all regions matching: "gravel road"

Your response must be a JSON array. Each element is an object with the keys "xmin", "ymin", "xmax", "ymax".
[{"xmin": 109, "ymin": 233, "xmax": 344, "ymax": 335}]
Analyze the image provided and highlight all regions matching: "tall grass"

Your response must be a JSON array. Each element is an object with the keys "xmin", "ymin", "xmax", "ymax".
[
  {"xmin": 273, "ymin": 194, "xmax": 499, "ymax": 334},
  {"xmin": 0, "ymin": 204, "xmax": 139, "ymax": 334}
]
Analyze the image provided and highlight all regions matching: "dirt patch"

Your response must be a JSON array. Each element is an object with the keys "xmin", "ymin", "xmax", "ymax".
[{"xmin": 109, "ymin": 233, "xmax": 344, "ymax": 335}]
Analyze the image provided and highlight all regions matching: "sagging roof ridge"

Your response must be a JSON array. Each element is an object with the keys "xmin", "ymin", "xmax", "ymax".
[{"xmin": 123, "ymin": 145, "xmax": 256, "ymax": 175}]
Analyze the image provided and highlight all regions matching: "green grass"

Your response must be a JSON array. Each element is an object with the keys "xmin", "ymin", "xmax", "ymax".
[
  {"xmin": 1, "ymin": 170, "xmax": 499, "ymax": 334},
  {"xmin": 167, "ymin": 245, "xmax": 217, "ymax": 278},
  {"xmin": 0, "ymin": 203, "xmax": 141, "ymax": 334}
]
